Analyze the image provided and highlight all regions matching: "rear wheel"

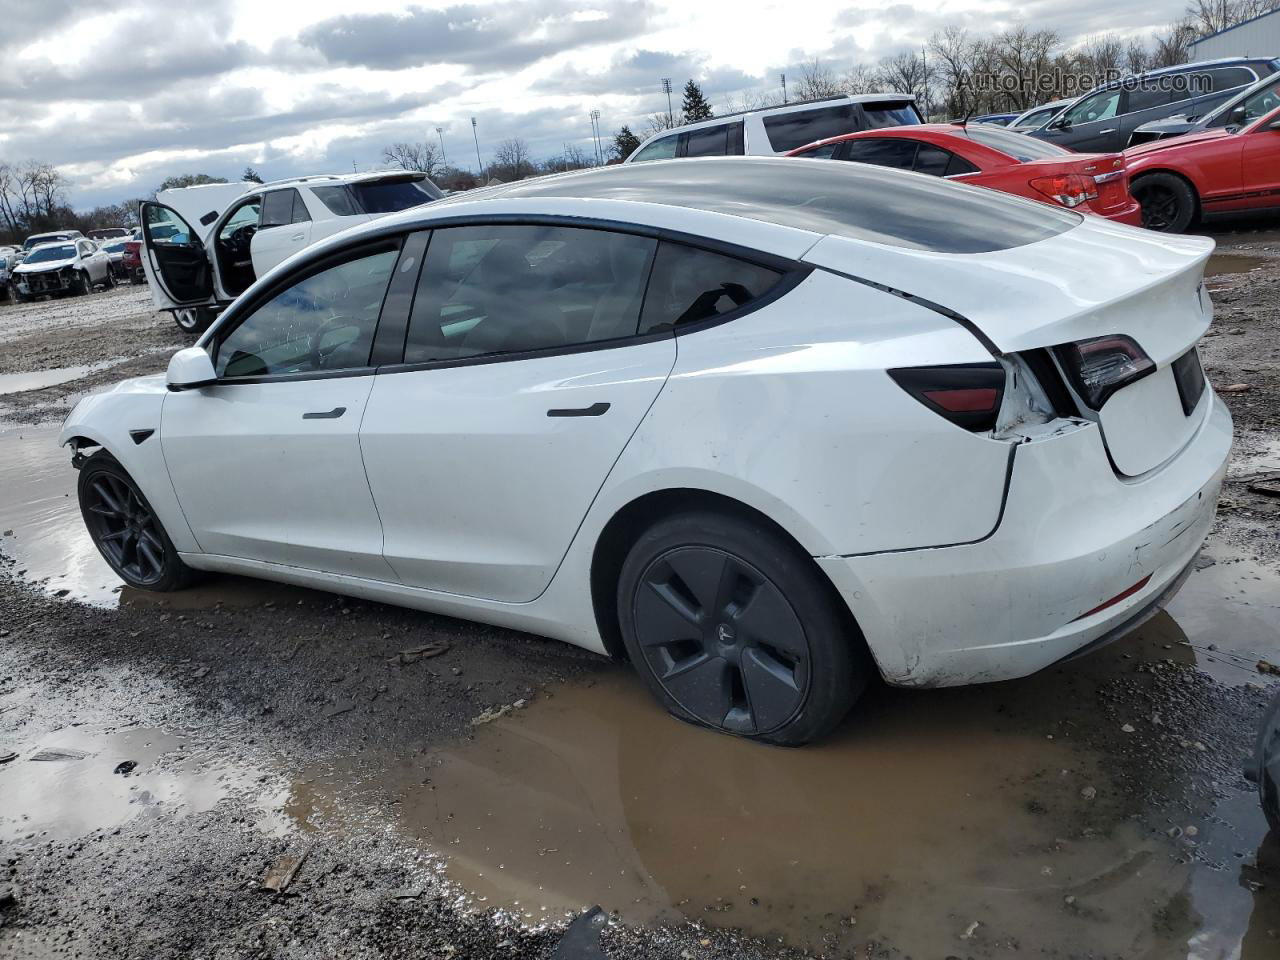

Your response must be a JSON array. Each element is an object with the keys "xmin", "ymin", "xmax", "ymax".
[
  {"xmin": 173, "ymin": 306, "xmax": 215, "ymax": 334},
  {"xmin": 616, "ymin": 509, "xmax": 868, "ymax": 746},
  {"xmin": 1133, "ymin": 173, "xmax": 1197, "ymax": 233},
  {"xmin": 77, "ymin": 451, "xmax": 198, "ymax": 592}
]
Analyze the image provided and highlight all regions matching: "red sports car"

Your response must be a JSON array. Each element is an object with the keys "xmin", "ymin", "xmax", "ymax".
[
  {"xmin": 1125, "ymin": 88, "xmax": 1280, "ymax": 232},
  {"xmin": 786, "ymin": 123, "xmax": 1142, "ymax": 225}
]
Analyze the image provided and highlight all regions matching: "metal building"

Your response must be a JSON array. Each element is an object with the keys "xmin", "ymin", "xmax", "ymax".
[{"xmin": 1189, "ymin": 8, "xmax": 1280, "ymax": 60}]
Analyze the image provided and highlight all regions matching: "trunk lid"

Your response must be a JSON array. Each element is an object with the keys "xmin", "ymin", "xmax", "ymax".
[{"xmin": 803, "ymin": 218, "xmax": 1215, "ymax": 476}]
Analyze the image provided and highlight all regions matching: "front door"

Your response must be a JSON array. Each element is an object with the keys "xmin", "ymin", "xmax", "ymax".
[
  {"xmin": 140, "ymin": 202, "xmax": 215, "ymax": 310},
  {"xmin": 1240, "ymin": 107, "xmax": 1280, "ymax": 212},
  {"xmin": 161, "ymin": 239, "xmax": 404, "ymax": 580},
  {"xmin": 359, "ymin": 222, "xmax": 676, "ymax": 603},
  {"xmin": 1038, "ymin": 86, "xmax": 1125, "ymax": 152}
]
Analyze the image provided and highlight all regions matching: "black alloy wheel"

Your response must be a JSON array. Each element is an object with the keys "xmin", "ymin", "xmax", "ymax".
[
  {"xmin": 77, "ymin": 452, "xmax": 197, "ymax": 591},
  {"xmin": 634, "ymin": 546, "xmax": 810, "ymax": 735},
  {"xmin": 617, "ymin": 510, "xmax": 866, "ymax": 745},
  {"xmin": 1133, "ymin": 173, "xmax": 1196, "ymax": 233}
]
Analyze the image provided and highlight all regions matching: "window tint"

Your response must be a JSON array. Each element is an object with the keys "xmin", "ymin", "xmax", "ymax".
[
  {"xmin": 726, "ymin": 121, "xmax": 746, "ymax": 155},
  {"xmin": 1207, "ymin": 67, "xmax": 1255, "ymax": 93},
  {"xmin": 684, "ymin": 124, "xmax": 731, "ymax": 157},
  {"xmin": 913, "ymin": 144, "xmax": 952, "ymax": 176},
  {"xmin": 763, "ymin": 103, "xmax": 858, "ymax": 151},
  {"xmin": 638, "ymin": 243, "xmax": 783, "ymax": 334},
  {"xmin": 311, "ymin": 185, "xmax": 361, "ymax": 217},
  {"xmin": 861, "ymin": 102, "xmax": 922, "ymax": 129},
  {"xmin": 632, "ymin": 134, "xmax": 680, "ymax": 162},
  {"xmin": 1126, "ymin": 81, "xmax": 1172, "ymax": 113},
  {"xmin": 260, "ymin": 189, "xmax": 298, "ymax": 229},
  {"xmin": 962, "ymin": 124, "xmax": 1071, "ymax": 160},
  {"xmin": 291, "ymin": 191, "xmax": 312, "ymax": 223},
  {"xmin": 1063, "ymin": 89, "xmax": 1121, "ymax": 125},
  {"xmin": 350, "ymin": 179, "xmax": 442, "ymax": 214},
  {"xmin": 798, "ymin": 142, "xmax": 841, "ymax": 158},
  {"xmin": 845, "ymin": 138, "xmax": 917, "ymax": 170},
  {"xmin": 215, "ymin": 245, "xmax": 399, "ymax": 378},
  {"xmin": 404, "ymin": 225, "xmax": 656, "ymax": 363}
]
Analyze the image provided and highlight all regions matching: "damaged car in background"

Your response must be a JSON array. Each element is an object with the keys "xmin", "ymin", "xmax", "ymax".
[
  {"xmin": 64, "ymin": 158, "xmax": 1230, "ymax": 746},
  {"xmin": 10, "ymin": 238, "xmax": 113, "ymax": 302},
  {"xmin": 143, "ymin": 171, "xmax": 443, "ymax": 332}
]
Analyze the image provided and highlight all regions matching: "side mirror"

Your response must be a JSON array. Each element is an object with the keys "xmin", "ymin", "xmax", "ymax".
[
  {"xmin": 166, "ymin": 346, "xmax": 216, "ymax": 391},
  {"xmin": 1048, "ymin": 117, "xmax": 1069, "ymax": 131}
]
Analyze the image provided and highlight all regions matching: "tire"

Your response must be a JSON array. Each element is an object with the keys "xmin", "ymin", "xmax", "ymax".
[
  {"xmin": 616, "ymin": 509, "xmax": 868, "ymax": 746},
  {"xmin": 72, "ymin": 270, "xmax": 92, "ymax": 296},
  {"xmin": 101, "ymin": 270, "xmax": 114, "ymax": 291},
  {"xmin": 1132, "ymin": 173, "xmax": 1198, "ymax": 233},
  {"xmin": 77, "ymin": 451, "xmax": 199, "ymax": 592},
  {"xmin": 11, "ymin": 284, "xmax": 29, "ymax": 304},
  {"xmin": 173, "ymin": 306, "xmax": 214, "ymax": 334}
]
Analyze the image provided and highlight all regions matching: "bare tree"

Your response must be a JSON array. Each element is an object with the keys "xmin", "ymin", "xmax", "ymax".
[
  {"xmin": 490, "ymin": 137, "xmax": 534, "ymax": 181},
  {"xmin": 794, "ymin": 59, "xmax": 843, "ymax": 100},
  {"xmin": 876, "ymin": 51, "xmax": 936, "ymax": 115},
  {"xmin": 542, "ymin": 143, "xmax": 594, "ymax": 173},
  {"xmin": 382, "ymin": 141, "xmax": 443, "ymax": 178},
  {"xmin": 1186, "ymin": 0, "xmax": 1279, "ymax": 35},
  {"xmin": 1152, "ymin": 19, "xmax": 1198, "ymax": 67},
  {"xmin": 842, "ymin": 63, "xmax": 881, "ymax": 96},
  {"xmin": 642, "ymin": 112, "xmax": 677, "ymax": 137},
  {"xmin": 721, "ymin": 90, "xmax": 781, "ymax": 114}
]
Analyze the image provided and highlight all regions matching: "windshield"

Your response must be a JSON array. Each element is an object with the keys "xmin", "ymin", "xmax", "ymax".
[
  {"xmin": 962, "ymin": 124, "xmax": 1072, "ymax": 161},
  {"xmin": 24, "ymin": 244, "xmax": 76, "ymax": 264},
  {"xmin": 102, "ymin": 241, "xmax": 127, "ymax": 253},
  {"xmin": 350, "ymin": 179, "xmax": 443, "ymax": 214},
  {"xmin": 1206, "ymin": 75, "xmax": 1280, "ymax": 130}
]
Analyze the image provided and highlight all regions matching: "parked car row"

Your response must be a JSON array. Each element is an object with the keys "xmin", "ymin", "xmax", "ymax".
[{"xmin": 9, "ymin": 237, "xmax": 115, "ymax": 302}]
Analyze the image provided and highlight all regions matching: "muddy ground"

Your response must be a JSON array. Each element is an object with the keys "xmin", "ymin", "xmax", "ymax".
[{"xmin": 1, "ymin": 220, "xmax": 1279, "ymax": 959}]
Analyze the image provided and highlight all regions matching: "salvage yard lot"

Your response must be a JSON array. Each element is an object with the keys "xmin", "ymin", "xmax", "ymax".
[{"xmin": 1, "ymin": 221, "xmax": 1279, "ymax": 958}]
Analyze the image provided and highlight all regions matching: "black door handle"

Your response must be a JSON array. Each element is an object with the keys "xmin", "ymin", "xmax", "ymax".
[
  {"xmin": 302, "ymin": 406, "xmax": 346, "ymax": 420},
  {"xmin": 547, "ymin": 402, "xmax": 611, "ymax": 418}
]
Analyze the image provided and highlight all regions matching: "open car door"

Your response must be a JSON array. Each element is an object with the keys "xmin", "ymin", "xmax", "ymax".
[{"xmin": 140, "ymin": 201, "xmax": 216, "ymax": 311}]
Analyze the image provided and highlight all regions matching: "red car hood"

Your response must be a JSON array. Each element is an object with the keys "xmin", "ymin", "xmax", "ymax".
[{"xmin": 1124, "ymin": 127, "xmax": 1233, "ymax": 158}]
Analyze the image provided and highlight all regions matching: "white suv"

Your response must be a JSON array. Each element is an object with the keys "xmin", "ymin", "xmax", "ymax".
[
  {"xmin": 143, "ymin": 171, "xmax": 443, "ymax": 332},
  {"xmin": 625, "ymin": 94, "xmax": 922, "ymax": 162},
  {"xmin": 10, "ymin": 238, "xmax": 112, "ymax": 302}
]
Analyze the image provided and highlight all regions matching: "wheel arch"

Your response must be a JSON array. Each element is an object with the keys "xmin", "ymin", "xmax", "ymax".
[{"xmin": 588, "ymin": 487, "xmax": 868, "ymax": 663}]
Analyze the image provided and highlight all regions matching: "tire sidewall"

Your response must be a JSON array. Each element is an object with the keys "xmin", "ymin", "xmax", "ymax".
[{"xmin": 616, "ymin": 509, "xmax": 865, "ymax": 745}]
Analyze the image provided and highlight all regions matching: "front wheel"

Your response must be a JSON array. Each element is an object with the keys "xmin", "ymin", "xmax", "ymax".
[
  {"xmin": 1133, "ymin": 173, "xmax": 1197, "ymax": 233},
  {"xmin": 72, "ymin": 271, "xmax": 92, "ymax": 296},
  {"xmin": 100, "ymin": 270, "xmax": 114, "ymax": 290},
  {"xmin": 77, "ymin": 451, "xmax": 198, "ymax": 592},
  {"xmin": 616, "ymin": 509, "xmax": 868, "ymax": 745},
  {"xmin": 173, "ymin": 306, "xmax": 214, "ymax": 334}
]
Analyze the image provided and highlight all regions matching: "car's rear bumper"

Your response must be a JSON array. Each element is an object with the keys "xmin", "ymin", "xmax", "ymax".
[{"xmin": 817, "ymin": 394, "xmax": 1232, "ymax": 687}]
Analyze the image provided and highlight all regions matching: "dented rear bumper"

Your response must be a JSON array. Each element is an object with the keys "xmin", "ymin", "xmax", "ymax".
[{"xmin": 818, "ymin": 393, "xmax": 1232, "ymax": 687}]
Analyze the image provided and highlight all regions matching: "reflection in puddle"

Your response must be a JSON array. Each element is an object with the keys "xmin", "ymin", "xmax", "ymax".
[
  {"xmin": 0, "ymin": 363, "xmax": 120, "ymax": 397},
  {"xmin": 0, "ymin": 718, "xmax": 283, "ymax": 843},
  {"xmin": 1206, "ymin": 253, "xmax": 1268, "ymax": 278},
  {"xmin": 281, "ymin": 665, "xmax": 1272, "ymax": 956}
]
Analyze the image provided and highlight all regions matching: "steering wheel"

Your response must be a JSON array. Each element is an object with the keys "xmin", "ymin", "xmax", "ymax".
[{"xmin": 308, "ymin": 316, "xmax": 361, "ymax": 370}]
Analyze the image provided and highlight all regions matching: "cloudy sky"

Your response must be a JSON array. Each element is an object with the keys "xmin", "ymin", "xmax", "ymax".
[{"xmin": 2, "ymin": 0, "xmax": 1188, "ymax": 209}]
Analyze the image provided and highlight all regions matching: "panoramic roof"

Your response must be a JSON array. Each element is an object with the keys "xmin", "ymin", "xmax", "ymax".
[{"xmin": 448, "ymin": 157, "xmax": 1080, "ymax": 254}]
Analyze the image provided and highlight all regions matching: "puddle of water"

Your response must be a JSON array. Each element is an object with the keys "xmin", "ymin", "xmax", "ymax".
[
  {"xmin": 279, "ymin": 666, "xmax": 1273, "ymax": 956},
  {"xmin": 0, "ymin": 363, "xmax": 116, "ymax": 396},
  {"xmin": 1206, "ymin": 253, "xmax": 1268, "ymax": 278},
  {"xmin": 0, "ymin": 720, "xmax": 280, "ymax": 843}
]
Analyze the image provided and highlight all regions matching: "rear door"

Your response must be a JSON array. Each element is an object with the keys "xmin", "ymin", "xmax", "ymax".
[
  {"xmin": 360, "ymin": 222, "xmax": 676, "ymax": 602},
  {"xmin": 250, "ymin": 188, "xmax": 313, "ymax": 275},
  {"xmin": 139, "ymin": 202, "xmax": 215, "ymax": 310}
]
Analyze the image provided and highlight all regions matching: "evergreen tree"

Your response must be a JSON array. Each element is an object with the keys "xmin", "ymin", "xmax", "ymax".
[
  {"xmin": 242, "ymin": 166, "xmax": 264, "ymax": 184},
  {"xmin": 681, "ymin": 80, "xmax": 714, "ymax": 123},
  {"xmin": 613, "ymin": 125, "xmax": 642, "ymax": 161}
]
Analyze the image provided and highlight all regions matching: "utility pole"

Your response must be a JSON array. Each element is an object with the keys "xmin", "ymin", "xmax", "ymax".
[
  {"xmin": 352, "ymin": 160, "xmax": 358, "ymax": 173},
  {"xmin": 921, "ymin": 45, "xmax": 929, "ymax": 120},
  {"xmin": 589, "ymin": 110, "xmax": 603, "ymax": 164},
  {"xmin": 780, "ymin": 73, "xmax": 787, "ymax": 104},
  {"xmin": 435, "ymin": 126, "xmax": 447, "ymax": 166},
  {"xmin": 471, "ymin": 117, "xmax": 483, "ymax": 180},
  {"xmin": 661, "ymin": 78, "xmax": 674, "ymax": 127}
]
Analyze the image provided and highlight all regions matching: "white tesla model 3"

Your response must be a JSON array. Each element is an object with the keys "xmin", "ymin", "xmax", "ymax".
[{"xmin": 61, "ymin": 158, "xmax": 1231, "ymax": 745}]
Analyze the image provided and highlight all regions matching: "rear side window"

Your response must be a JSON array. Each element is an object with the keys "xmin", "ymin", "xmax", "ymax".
[
  {"xmin": 797, "ymin": 142, "xmax": 841, "ymax": 158},
  {"xmin": 351, "ymin": 179, "xmax": 441, "ymax": 214},
  {"xmin": 845, "ymin": 139, "xmax": 916, "ymax": 170},
  {"xmin": 1207, "ymin": 67, "xmax": 1255, "ymax": 92},
  {"xmin": 639, "ymin": 243, "xmax": 783, "ymax": 334},
  {"xmin": 763, "ymin": 103, "xmax": 858, "ymax": 151},
  {"xmin": 404, "ymin": 225, "xmax": 657, "ymax": 363},
  {"xmin": 914, "ymin": 144, "xmax": 976, "ymax": 177},
  {"xmin": 291, "ymin": 191, "xmax": 312, "ymax": 223},
  {"xmin": 684, "ymin": 122, "xmax": 742, "ymax": 158},
  {"xmin": 311, "ymin": 186, "xmax": 360, "ymax": 217},
  {"xmin": 631, "ymin": 134, "xmax": 680, "ymax": 162},
  {"xmin": 1126, "ymin": 81, "xmax": 1172, "ymax": 113},
  {"xmin": 260, "ymin": 189, "xmax": 300, "ymax": 229}
]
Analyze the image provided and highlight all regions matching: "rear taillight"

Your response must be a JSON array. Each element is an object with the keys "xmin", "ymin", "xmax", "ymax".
[
  {"xmin": 1054, "ymin": 335, "xmax": 1154, "ymax": 409},
  {"xmin": 1029, "ymin": 173, "xmax": 1099, "ymax": 208},
  {"xmin": 888, "ymin": 363, "xmax": 1005, "ymax": 431}
]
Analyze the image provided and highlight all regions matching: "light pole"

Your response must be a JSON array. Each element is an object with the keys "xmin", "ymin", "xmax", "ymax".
[
  {"xmin": 471, "ymin": 117, "xmax": 483, "ymax": 180},
  {"xmin": 661, "ymin": 78, "xmax": 674, "ymax": 127},
  {"xmin": 435, "ymin": 126, "xmax": 447, "ymax": 166},
  {"xmin": 589, "ymin": 110, "xmax": 602, "ymax": 164},
  {"xmin": 780, "ymin": 73, "xmax": 787, "ymax": 104}
]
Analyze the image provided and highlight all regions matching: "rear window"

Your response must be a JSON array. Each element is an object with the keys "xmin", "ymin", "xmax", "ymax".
[
  {"xmin": 351, "ymin": 179, "xmax": 442, "ymax": 214},
  {"xmin": 473, "ymin": 158, "xmax": 1080, "ymax": 254},
  {"xmin": 961, "ymin": 125, "xmax": 1071, "ymax": 161},
  {"xmin": 861, "ymin": 102, "xmax": 922, "ymax": 129}
]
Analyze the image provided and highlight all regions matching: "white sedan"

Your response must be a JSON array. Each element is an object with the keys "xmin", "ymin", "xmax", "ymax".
[
  {"xmin": 11, "ymin": 239, "xmax": 113, "ymax": 301},
  {"xmin": 60, "ymin": 158, "xmax": 1231, "ymax": 745}
]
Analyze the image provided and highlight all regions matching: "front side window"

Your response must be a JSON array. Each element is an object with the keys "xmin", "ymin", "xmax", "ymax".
[
  {"xmin": 1062, "ymin": 89, "xmax": 1121, "ymax": 125},
  {"xmin": 631, "ymin": 134, "xmax": 680, "ymax": 162},
  {"xmin": 215, "ymin": 244, "xmax": 399, "ymax": 378},
  {"xmin": 844, "ymin": 138, "xmax": 917, "ymax": 170},
  {"xmin": 763, "ymin": 104, "xmax": 857, "ymax": 151},
  {"xmin": 218, "ymin": 199, "xmax": 262, "ymax": 243},
  {"xmin": 404, "ymin": 225, "xmax": 657, "ymax": 363},
  {"xmin": 638, "ymin": 242, "xmax": 783, "ymax": 334}
]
